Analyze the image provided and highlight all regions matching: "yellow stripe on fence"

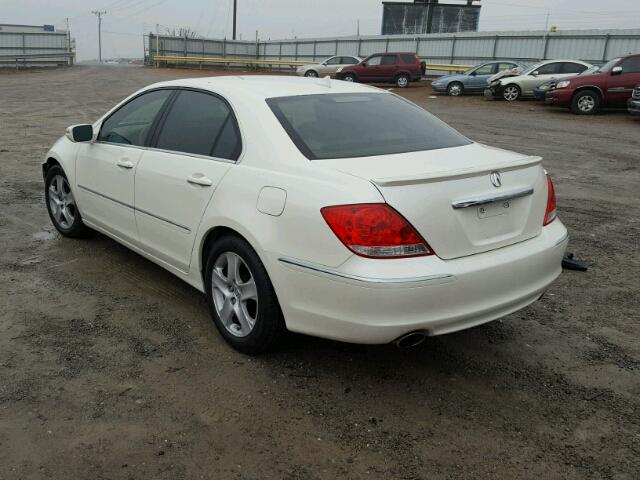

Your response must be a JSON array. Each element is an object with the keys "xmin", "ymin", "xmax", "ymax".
[{"xmin": 152, "ymin": 55, "xmax": 471, "ymax": 73}]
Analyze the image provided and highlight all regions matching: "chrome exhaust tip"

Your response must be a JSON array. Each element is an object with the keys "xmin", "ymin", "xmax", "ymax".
[{"xmin": 394, "ymin": 331, "xmax": 427, "ymax": 349}]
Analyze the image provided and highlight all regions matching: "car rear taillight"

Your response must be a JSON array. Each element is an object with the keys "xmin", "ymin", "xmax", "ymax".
[
  {"xmin": 543, "ymin": 174, "xmax": 557, "ymax": 226},
  {"xmin": 320, "ymin": 203, "xmax": 433, "ymax": 258}
]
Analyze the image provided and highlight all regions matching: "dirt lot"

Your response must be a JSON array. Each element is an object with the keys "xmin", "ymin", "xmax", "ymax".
[{"xmin": 0, "ymin": 65, "xmax": 638, "ymax": 480}]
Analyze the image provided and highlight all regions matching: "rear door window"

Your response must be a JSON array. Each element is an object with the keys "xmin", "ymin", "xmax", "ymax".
[
  {"xmin": 536, "ymin": 62, "xmax": 561, "ymax": 75},
  {"xmin": 325, "ymin": 57, "xmax": 341, "ymax": 65},
  {"xmin": 498, "ymin": 62, "xmax": 518, "ymax": 71},
  {"xmin": 560, "ymin": 62, "xmax": 588, "ymax": 74},
  {"xmin": 267, "ymin": 93, "xmax": 470, "ymax": 160},
  {"xmin": 341, "ymin": 56, "xmax": 359, "ymax": 65},
  {"xmin": 154, "ymin": 90, "xmax": 241, "ymax": 160},
  {"xmin": 400, "ymin": 54, "xmax": 416, "ymax": 64},
  {"xmin": 380, "ymin": 54, "xmax": 397, "ymax": 66},
  {"xmin": 98, "ymin": 89, "xmax": 172, "ymax": 146}
]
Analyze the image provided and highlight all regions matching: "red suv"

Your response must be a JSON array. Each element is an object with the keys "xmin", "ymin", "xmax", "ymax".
[
  {"xmin": 546, "ymin": 53, "xmax": 640, "ymax": 114},
  {"xmin": 335, "ymin": 52, "xmax": 422, "ymax": 88}
]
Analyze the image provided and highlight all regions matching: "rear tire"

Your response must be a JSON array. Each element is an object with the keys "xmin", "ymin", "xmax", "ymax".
[
  {"xmin": 571, "ymin": 90, "xmax": 600, "ymax": 115},
  {"xmin": 44, "ymin": 165, "xmax": 91, "ymax": 238},
  {"xmin": 342, "ymin": 73, "xmax": 356, "ymax": 83},
  {"xmin": 447, "ymin": 81, "xmax": 464, "ymax": 96},
  {"xmin": 395, "ymin": 74, "xmax": 410, "ymax": 88},
  {"xmin": 502, "ymin": 84, "xmax": 521, "ymax": 102},
  {"xmin": 204, "ymin": 235, "xmax": 285, "ymax": 354}
]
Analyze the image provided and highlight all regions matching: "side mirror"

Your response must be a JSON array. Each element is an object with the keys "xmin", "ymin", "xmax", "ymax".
[
  {"xmin": 531, "ymin": 70, "xmax": 539, "ymax": 76},
  {"xmin": 611, "ymin": 65, "xmax": 623, "ymax": 75},
  {"xmin": 469, "ymin": 71, "xmax": 476, "ymax": 76},
  {"xmin": 66, "ymin": 124, "xmax": 93, "ymax": 143},
  {"xmin": 361, "ymin": 62, "xmax": 367, "ymax": 67}
]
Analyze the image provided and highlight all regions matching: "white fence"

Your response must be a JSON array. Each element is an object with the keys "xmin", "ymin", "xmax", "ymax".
[{"xmin": 0, "ymin": 31, "xmax": 72, "ymax": 67}]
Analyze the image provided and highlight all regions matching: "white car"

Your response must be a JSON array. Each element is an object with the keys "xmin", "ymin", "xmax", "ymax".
[
  {"xmin": 296, "ymin": 56, "xmax": 361, "ymax": 78},
  {"xmin": 486, "ymin": 59, "xmax": 592, "ymax": 101},
  {"xmin": 43, "ymin": 76, "xmax": 568, "ymax": 353}
]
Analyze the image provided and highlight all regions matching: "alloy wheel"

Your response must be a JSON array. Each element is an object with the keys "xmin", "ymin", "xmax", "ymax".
[
  {"xmin": 448, "ymin": 83, "xmax": 462, "ymax": 96},
  {"xmin": 48, "ymin": 174, "xmax": 76, "ymax": 229},
  {"xmin": 211, "ymin": 251, "xmax": 259, "ymax": 338},
  {"xmin": 503, "ymin": 85, "xmax": 519, "ymax": 101},
  {"xmin": 578, "ymin": 95, "xmax": 595, "ymax": 113},
  {"xmin": 305, "ymin": 70, "xmax": 318, "ymax": 77},
  {"xmin": 396, "ymin": 75, "xmax": 409, "ymax": 88},
  {"xmin": 343, "ymin": 74, "xmax": 355, "ymax": 82}
]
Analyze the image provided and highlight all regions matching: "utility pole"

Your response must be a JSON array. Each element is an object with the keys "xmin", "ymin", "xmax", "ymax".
[
  {"xmin": 155, "ymin": 23, "xmax": 160, "ymax": 67},
  {"xmin": 544, "ymin": 10, "xmax": 550, "ymax": 31},
  {"xmin": 92, "ymin": 10, "xmax": 106, "ymax": 63},
  {"xmin": 232, "ymin": 0, "xmax": 237, "ymax": 40},
  {"xmin": 64, "ymin": 17, "xmax": 72, "ymax": 65},
  {"xmin": 357, "ymin": 19, "xmax": 360, "ymax": 36}
]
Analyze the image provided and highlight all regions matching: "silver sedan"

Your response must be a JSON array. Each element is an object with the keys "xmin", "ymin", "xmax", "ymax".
[{"xmin": 296, "ymin": 56, "xmax": 361, "ymax": 78}]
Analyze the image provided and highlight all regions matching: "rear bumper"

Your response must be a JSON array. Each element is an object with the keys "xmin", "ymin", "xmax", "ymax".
[
  {"xmin": 267, "ymin": 220, "xmax": 568, "ymax": 344},
  {"xmin": 628, "ymin": 98, "xmax": 640, "ymax": 115}
]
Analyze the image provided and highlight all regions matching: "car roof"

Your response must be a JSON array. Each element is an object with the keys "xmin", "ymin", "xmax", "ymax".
[{"xmin": 144, "ymin": 75, "xmax": 381, "ymax": 101}]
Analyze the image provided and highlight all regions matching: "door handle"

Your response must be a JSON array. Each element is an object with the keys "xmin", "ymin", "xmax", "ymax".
[
  {"xmin": 187, "ymin": 174, "xmax": 213, "ymax": 186},
  {"xmin": 117, "ymin": 159, "xmax": 134, "ymax": 169}
]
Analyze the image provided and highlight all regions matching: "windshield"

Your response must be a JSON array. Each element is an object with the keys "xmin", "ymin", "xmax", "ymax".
[
  {"xmin": 599, "ymin": 58, "xmax": 621, "ymax": 73},
  {"xmin": 580, "ymin": 65, "xmax": 600, "ymax": 75},
  {"xmin": 267, "ymin": 93, "xmax": 470, "ymax": 160},
  {"xmin": 522, "ymin": 62, "xmax": 546, "ymax": 75}
]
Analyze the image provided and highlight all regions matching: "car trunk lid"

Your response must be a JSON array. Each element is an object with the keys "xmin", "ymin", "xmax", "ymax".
[{"xmin": 316, "ymin": 143, "xmax": 548, "ymax": 260}]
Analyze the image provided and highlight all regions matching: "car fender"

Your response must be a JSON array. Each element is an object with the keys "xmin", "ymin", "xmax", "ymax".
[
  {"xmin": 188, "ymin": 163, "xmax": 384, "ymax": 292},
  {"xmin": 572, "ymin": 84, "xmax": 604, "ymax": 100},
  {"xmin": 42, "ymin": 136, "xmax": 80, "ymax": 186}
]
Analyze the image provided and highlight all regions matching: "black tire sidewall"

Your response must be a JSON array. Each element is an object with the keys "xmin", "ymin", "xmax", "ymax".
[
  {"xmin": 305, "ymin": 70, "xmax": 318, "ymax": 77},
  {"xmin": 204, "ymin": 235, "xmax": 284, "ymax": 354},
  {"xmin": 571, "ymin": 90, "xmax": 599, "ymax": 115},
  {"xmin": 396, "ymin": 74, "xmax": 409, "ymax": 88},
  {"xmin": 343, "ymin": 73, "xmax": 356, "ymax": 82},
  {"xmin": 45, "ymin": 165, "xmax": 88, "ymax": 237}
]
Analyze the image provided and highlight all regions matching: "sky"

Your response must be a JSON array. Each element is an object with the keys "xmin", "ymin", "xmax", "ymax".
[{"xmin": 2, "ymin": 0, "xmax": 640, "ymax": 60}]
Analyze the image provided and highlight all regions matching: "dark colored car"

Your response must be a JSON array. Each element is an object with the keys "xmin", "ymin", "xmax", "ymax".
[
  {"xmin": 546, "ymin": 53, "xmax": 640, "ymax": 114},
  {"xmin": 336, "ymin": 52, "xmax": 422, "ymax": 88},
  {"xmin": 628, "ymin": 85, "xmax": 640, "ymax": 115}
]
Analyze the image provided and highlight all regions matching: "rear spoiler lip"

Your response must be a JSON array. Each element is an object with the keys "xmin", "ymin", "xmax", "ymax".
[{"xmin": 372, "ymin": 155, "xmax": 542, "ymax": 187}]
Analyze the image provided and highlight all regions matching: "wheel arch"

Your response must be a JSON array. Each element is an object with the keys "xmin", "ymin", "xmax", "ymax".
[
  {"xmin": 42, "ymin": 156, "xmax": 62, "ymax": 179},
  {"xmin": 198, "ymin": 223, "xmax": 266, "ymax": 285},
  {"xmin": 572, "ymin": 85, "xmax": 603, "ymax": 101}
]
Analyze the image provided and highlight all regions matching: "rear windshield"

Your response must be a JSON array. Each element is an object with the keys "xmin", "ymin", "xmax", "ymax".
[{"xmin": 266, "ymin": 93, "xmax": 470, "ymax": 160}]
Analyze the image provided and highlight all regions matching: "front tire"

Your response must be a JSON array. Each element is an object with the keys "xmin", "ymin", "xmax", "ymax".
[
  {"xmin": 205, "ymin": 235, "xmax": 285, "ymax": 354},
  {"xmin": 571, "ymin": 90, "xmax": 600, "ymax": 115},
  {"xmin": 447, "ymin": 81, "xmax": 464, "ymax": 96},
  {"xmin": 304, "ymin": 70, "xmax": 318, "ymax": 78},
  {"xmin": 342, "ymin": 73, "xmax": 356, "ymax": 83},
  {"xmin": 45, "ymin": 165, "xmax": 90, "ymax": 238},
  {"xmin": 395, "ymin": 74, "xmax": 410, "ymax": 88},
  {"xmin": 502, "ymin": 84, "xmax": 521, "ymax": 102}
]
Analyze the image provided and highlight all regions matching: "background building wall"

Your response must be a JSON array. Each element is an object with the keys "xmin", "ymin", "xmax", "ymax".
[{"xmin": 0, "ymin": 25, "xmax": 71, "ymax": 67}]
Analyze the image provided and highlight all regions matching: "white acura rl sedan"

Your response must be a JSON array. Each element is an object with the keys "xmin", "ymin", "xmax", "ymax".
[{"xmin": 43, "ymin": 76, "xmax": 568, "ymax": 353}]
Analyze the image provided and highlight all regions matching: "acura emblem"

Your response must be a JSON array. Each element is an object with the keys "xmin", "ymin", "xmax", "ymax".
[{"xmin": 490, "ymin": 171, "xmax": 502, "ymax": 188}]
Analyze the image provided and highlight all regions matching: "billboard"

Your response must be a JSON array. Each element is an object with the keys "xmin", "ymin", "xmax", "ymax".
[{"xmin": 382, "ymin": 2, "xmax": 481, "ymax": 35}]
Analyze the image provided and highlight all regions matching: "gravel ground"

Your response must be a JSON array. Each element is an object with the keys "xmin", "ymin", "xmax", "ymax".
[{"xmin": 0, "ymin": 65, "xmax": 638, "ymax": 480}]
